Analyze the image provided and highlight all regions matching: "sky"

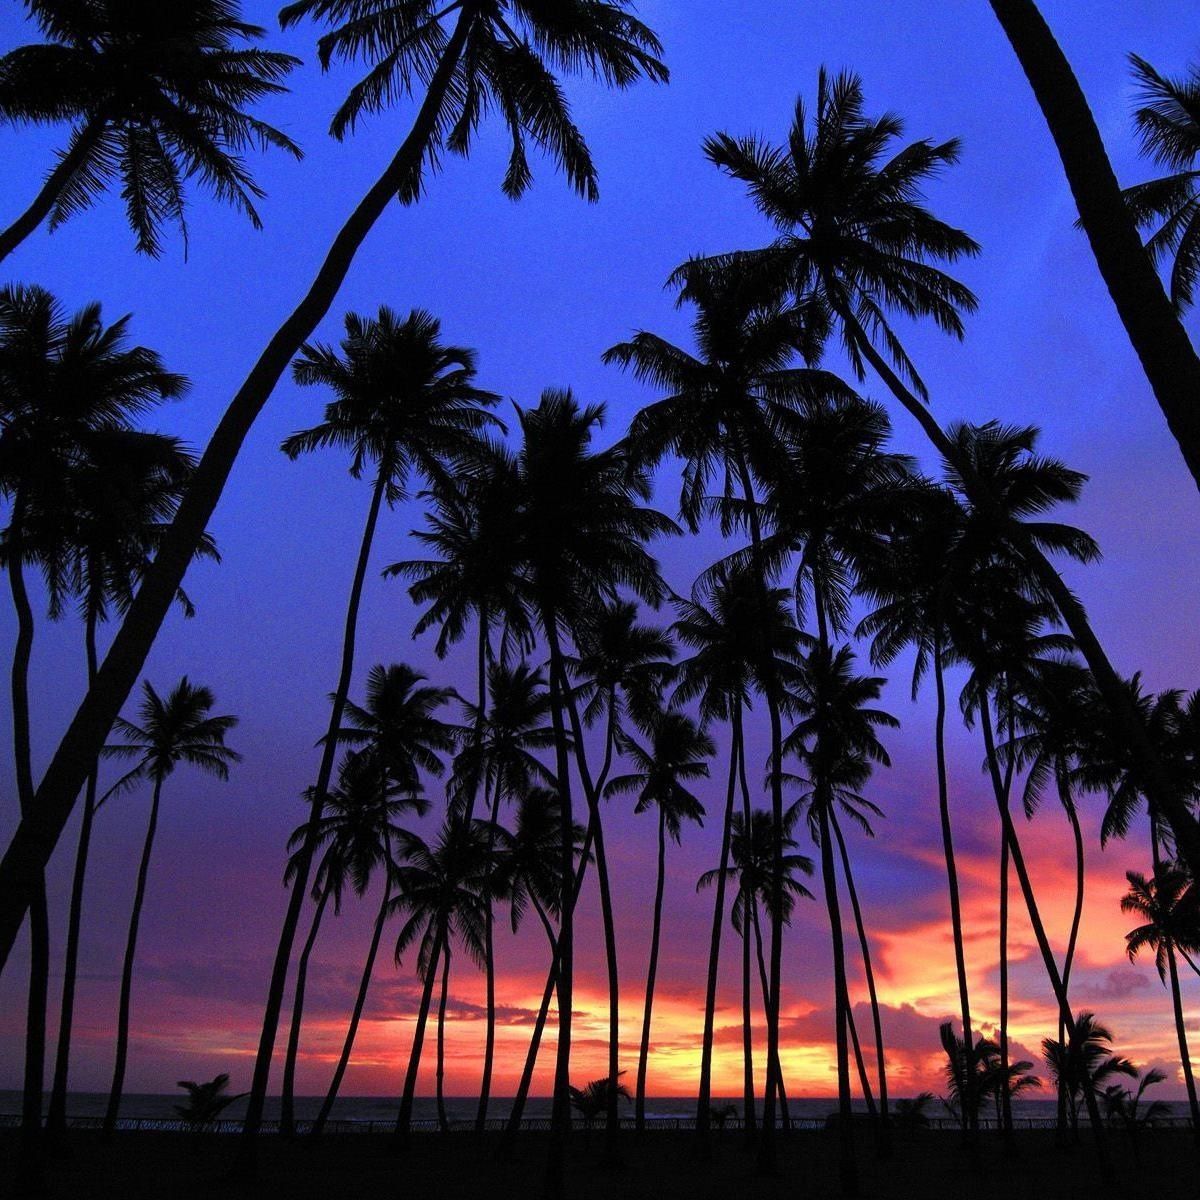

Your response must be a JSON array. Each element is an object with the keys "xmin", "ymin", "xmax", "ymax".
[{"xmin": 1, "ymin": 1, "xmax": 1199, "ymax": 1107}]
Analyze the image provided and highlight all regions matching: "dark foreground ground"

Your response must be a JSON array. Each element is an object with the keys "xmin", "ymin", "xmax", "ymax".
[{"xmin": 2, "ymin": 1127, "xmax": 1197, "ymax": 1200}]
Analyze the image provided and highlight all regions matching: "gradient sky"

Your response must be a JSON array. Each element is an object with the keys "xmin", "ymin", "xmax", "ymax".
[{"xmin": 1, "ymin": 2, "xmax": 1199, "ymax": 1104}]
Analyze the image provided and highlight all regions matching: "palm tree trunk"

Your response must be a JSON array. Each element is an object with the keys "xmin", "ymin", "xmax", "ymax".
[
  {"xmin": 476, "ymin": 775, "xmax": 500, "ymax": 1133},
  {"xmin": 846, "ymin": 1003, "xmax": 877, "ymax": 1118},
  {"xmin": 1056, "ymin": 787, "xmax": 1085, "ymax": 1141},
  {"xmin": 436, "ymin": 941, "xmax": 451, "ymax": 1133},
  {"xmin": 832, "ymin": 812, "xmax": 889, "ymax": 1151},
  {"xmin": 998, "ymin": 805, "xmax": 1013, "ymax": 1143},
  {"xmin": 311, "ymin": 881, "xmax": 391, "ymax": 1139},
  {"xmin": 237, "ymin": 462, "xmax": 389, "ymax": 1169},
  {"xmin": 977, "ymin": 703, "xmax": 1109, "ymax": 1159},
  {"xmin": 280, "ymin": 885, "xmax": 332, "ymax": 1137},
  {"xmin": 8, "ymin": 528, "xmax": 48, "ymax": 1184},
  {"xmin": 987, "ymin": 0, "xmax": 1200, "ymax": 490},
  {"xmin": 741, "ymin": 896, "xmax": 757, "ymax": 1145},
  {"xmin": 395, "ymin": 918, "xmax": 446, "ymax": 1147},
  {"xmin": 696, "ymin": 706, "xmax": 741, "ymax": 1150},
  {"xmin": 931, "ymin": 639, "xmax": 977, "ymax": 1140},
  {"xmin": 103, "ymin": 775, "xmax": 164, "ymax": 1138},
  {"xmin": 0, "ymin": 117, "xmax": 106, "ymax": 265},
  {"xmin": 751, "ymin": 902, "xmax": 790, "ymax": 1133},
  {"xmin": 557, "ymin": 659, "xmax": 621, "ymax": 1162},
  {"xmin": 818, "ymin": 799, "xmax": 858, "ymax": 1197},
  {"xmin": 0, "ymin": 8, "xmax": 477, "ymax": 982},
  {"xmin": 832, "ymin": 305, "xmax": 1200, "ymax": 881},
  {"xmin": 543, "ymin": 617, "xmax": 576, "ymax": 1199},
  {"xmin": 635, "ymin": 808, "xmax": 668, "ymax": 1133},
  {"xmin": 47, "ymin": 606, "xmax": 103, "ymax": 1140}
]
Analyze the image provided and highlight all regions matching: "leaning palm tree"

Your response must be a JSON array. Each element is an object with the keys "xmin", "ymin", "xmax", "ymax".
[
  {"xmin": 1122, "ymin": 866, "xmax": 1200, "ymax": 1136},
  {"xmin": 604, "ymin": 708, "xmax": 711, "ymax": 1132},
  {"xmin": 253, "ymin": 311, "xmax": 493, "ymax": 1148},
  {"xmin": 0, "ymin": 0, "xmax": 302, "ymax": 261},
  {"xmin": 690, "ymin": 67, "xmax": 1200, "ymax": 879},
  {"xmin": 45, "ymin": 429, "xmax": 214, "ymax": 1139},
  {"xmin": 986, "ymin": 1, "xmax": 1200, "ymax": 486},
  {"xmin": 98, "ymin": 677, "xmax": 240, "ymax": 1137},
  {"xmin": 0, "ymin": 0, "xmax": 668, "ymax": 1034},
  {"xmin": 0, "ymin": 284, "xmax": 186, "ymax": 1174},
  {"xmin": 1122, "ymin": 54, "xmax": 1200, "ymax": 315}
]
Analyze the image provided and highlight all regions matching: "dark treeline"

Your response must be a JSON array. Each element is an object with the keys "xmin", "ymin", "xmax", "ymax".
[{"xmin": 2, "ymin": 4, "xmax": 1200, "ymax": 1200}]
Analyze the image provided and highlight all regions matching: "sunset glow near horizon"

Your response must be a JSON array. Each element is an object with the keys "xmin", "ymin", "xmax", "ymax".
[{"xmin": 1, "ymin": 1, "xmax": 1198, "ymax": 1106}]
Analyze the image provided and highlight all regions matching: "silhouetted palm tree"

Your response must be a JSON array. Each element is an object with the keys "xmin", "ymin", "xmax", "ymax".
[
  {"xmin": 509, "ymin": 389, "xmax": 676, "ymax": 1174},
  {"xmin": 1122, "ymin": 865, "xmax": 1200, "ymax": 1136},
  {"xmin": 252, "ymin": 311, "xmax": 493, "ymax": 1146},
  {"xmin": 1042, "ymin": 1012, "xmax": 1136, "ymax": 1141},
  {"xmin": 605, "ymin": 708, "xmax": 711, "ymax": 1132},
  {"xmin": 0, "ymin": 0, "xmax": 667, "ymax": 1024},
  {"xmin": 173, "ymin": 1074, "xmax": 246, "ymax": 1131},
  {"xmin": 99, "ymin": 677, "xmax": 239, "ymax": 1137},
  {"xmin": 987, "ymin": 1, "xmax": 1200, "ymax": 487},
  {"xmin": 0, "ymin": 284, "xmax": 185, "ymax": 1175},
  {"xmin": 0, "ymin": 0, "xmax": 301, "ymax": 260},
  {"xmin": 1103, "ymin": 1066, "xmax": 1171, "ymax": 1164}
]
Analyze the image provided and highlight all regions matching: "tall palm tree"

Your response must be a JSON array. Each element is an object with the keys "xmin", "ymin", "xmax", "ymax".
[
  {"xmin": 0, "ymin": 0, "xmax": 302, "ymax": 261},
  {"xmin": 690, "ymin": 68, "xmax": 1200, "ymax": 878},
  {"xmin": 1122, "ymin": 54, "xmax": 1200, "ymax": 315},
  {"xmin": 279, "ymin": 748, "xmax": 432, "ymax": 1132},
  {"xmin": 986, "ymin": 1, "xmax": 1200, "ymax": 485},
  {"xmin": 0, "ymin": 0, "xmax": 668, "ymax": 1006},
  {"xmin": 509, "ymin": 389, "xmax": 676, "ymax": 1177},
  {"xmin": 785, "ymin": 644, "xmax": 896, "ymax": 1197},
  {"xmin": 607, "ymin": 266, "xmax": 847, "ymax": 1163},
  {"xmin": 98, "ymin": 677, "xmax": 240, "ymax": 1137},
  {"xmin": 604, "ymin": 708, "xmax": 711, "ymax": 1132},
  {"xmin": 697, "ymin": 807, "xmax": 813, "ymax": 1143},
  {"xmin": 46, "ymin": 429, "xmax": 214, "ymax": 1139},
  {"xmin": 0, "ymin": 284, "xmax": 185, "ymax": 1176},
  {"xmin": 1122, "ymin": 865, "xmax": 1200, "ymax": 1137},
  {"xmin": 391, "ymin": 817, "xmax": 490, "ymax": 1143},
  {"xmin": 250, "ymin": 311, "xmax": 493, "ymax": 1149},
  {"xmin": 670, "ymin": 560, "xmax": 805, "ymax": 1150}
]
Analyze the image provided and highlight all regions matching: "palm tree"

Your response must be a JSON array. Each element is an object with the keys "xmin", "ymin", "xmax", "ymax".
[
  {"xmin": 939, "ymin": 1023, "xmax": 1040, "ymax": 1130},
  {"xmin": 670, "ymin": 560, "xmax": 804, "ymax": 1150},
  {"xmin": 249, "ymin": 311, "xmax": 493, "ymax": 1149},
  {"xmin": 570, "ymin": 1074, "xmax": 632, "ymax": 1133},
  {"xmin": 1122, "ymin": 866, "xmax": 1200, "ymax": 1137},
  {"xmin": 1042, "ymin": 1013, "xmax": 1136, "ymax": 1140},
  {"xmin": 509, "ymin": 390, "xmax": 677, "ymax": 1175},
  {"xmin": 604, "ymin": 709, "xmax": 711, "ymax": 1132},
  {"xmin": 98, "ymin": 677, "xmax": 240, "ymax": 1137},
  {"xmin": 1103, "ymin": 1067, "xmax": 1171, "ymax": 1164},
  {"xmin": 986, "ymin": 1, "xmax": 1200, "ymax": 486},
  {"xmin": 391, "ymin": 817, "xmax": 490, "ymax": 1144},
  {"xmin": 45, "ymin": 429, "xmax": 214, "ymax": 1139},
  {"xmin": 785, "ymin": 644, "xmax": 897, "ymax": 1196},
  {"xmin": 0, "ymin": 0, "xmax": 668, "ymax": 1009},
  {"xmin": 697, "ymin": 807, "xmax": 814, "ymax": 1142},
  {"xmin": 173, "ymin": 1074, "xmax": 247, "ymax": 1131},
  {"xmin": 279, "ymin": 751, "xmax": 429, "ymax": 1138},
  {"xmin": 0, "ymin": 284, "xmax": 185, "ymax": 1175},
  {"xmin": 607, "ymin": 266, "xmax": 847, "ymax": 1163},
  {"xmin": 690, "ymin": 67, "xmax": 1200, "ymax": 880},
  {"xmin": 0, "ymin": 0, "xmax": 302, "ymax": 261},
  {"xmin": 1122, "ymin": 54, "xmax": 1200, "ymax": 315}
]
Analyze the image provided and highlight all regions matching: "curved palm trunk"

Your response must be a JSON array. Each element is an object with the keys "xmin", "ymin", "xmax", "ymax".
[
  {"xmin": 103, "ymin": 775, "xmax": 164, "ymax": 1138},
  {"xmin": 832, "ymin": 815, "xmax": 887, "ymax": 1147},
  {"xmin": 1056, "ymin": 788, "xmax": 1085, "ymax": 1140},
  {"xmin": 817, "ymin": 799, "xmax": 858, "ymax": 1197},
  {"xmin": 749, "ymin": 902, "xmax": 791, "ymax": 1131},
  {"xmin": 635, "ymin": 808, "xmax": 668, "ymax": 1133},
  {"xmin": 846, "ymin": 1003, "xmax": 877, "ymax": 1119},
  {"xmin": 8, "ymin": 536, "xmax": 48, "ymax": 1188},
  {"xmin": 0, "ymin": 9, "xmax": 477, "ymax": 982},
  {"xmin": 931, "ymin": 640, "xmax": 977, "ymax": 1141},
  {"xmin": 835, "ymin": 307, "xmax": 1200, "ymax": 882},
  {"xmin": 280, "ymin": 886, "xmax": 332, "ymax": 1137},
  {"xmin": 987, "ymin": 0, "xmax": 1200, "ymax": 490},
  {"xmin": 696, "ymin": 706, "xmax": 741, "ymax": 1150},
  {"xmin": 395, "ymin": 919, "xmax": 447, "ymax": 1147},
  {"xmin": 741, "ymin": 893, "xmax": 757, "ymax": 1145},
  {"xmin": 476, "ymin": 776, "xmax": 500, "ymax": 1133},
  {"xmin": 311, "ymin": 881, "xmax": 392, "ymax": 1139},
  {"xmin": 997, "ymin": 809, "xmax": 1013, "ymax": 1143},
  {"xmin": 47, "ymin": 607, "xmax": 103, "ymax": 1140},
  {"xmin": 236, "ymin": 462, "xmax": 389, "ymax": 1170},
  {"xmin": 436, "ymin": 942, "xmax": 452, "ymax": 1133},
  {"xmin": 977, "ymin": 704, "xmax": 1109, "ymax": 1160},
  {"xmin": 0, "ymin": 117, "xmax": 106, "ymax": 265}
]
